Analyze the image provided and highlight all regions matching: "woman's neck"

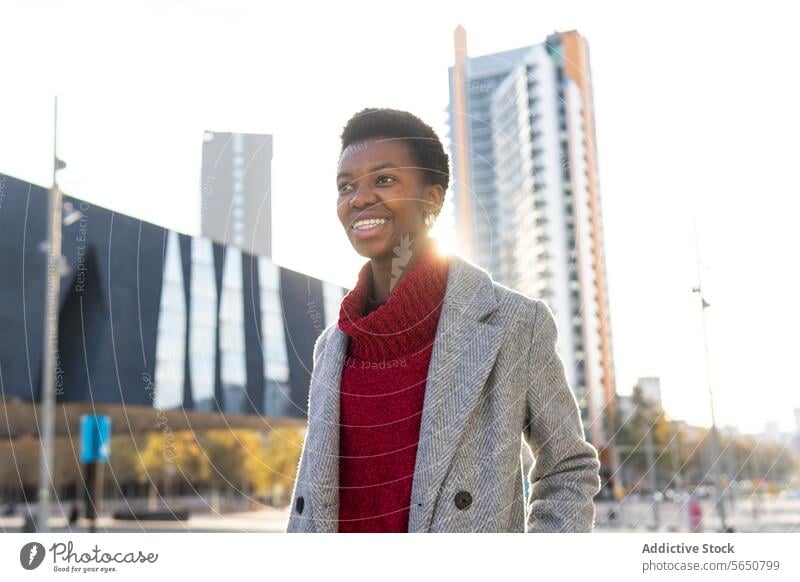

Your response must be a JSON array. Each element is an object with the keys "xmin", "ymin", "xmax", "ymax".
[{"xmin": 367, "ymin": 236, "xmax": 435, "ymax": 304}]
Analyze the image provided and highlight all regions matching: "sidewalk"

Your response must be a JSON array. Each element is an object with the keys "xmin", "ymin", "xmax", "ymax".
[{"xmin": 0, "ymin": 505, "xmax": 292, "ymax": 533}]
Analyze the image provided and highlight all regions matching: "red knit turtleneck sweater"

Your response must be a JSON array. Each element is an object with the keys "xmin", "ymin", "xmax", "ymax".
[{"xmin": 336, "ymin": 241, "xmax": 449, "ymax": 532}]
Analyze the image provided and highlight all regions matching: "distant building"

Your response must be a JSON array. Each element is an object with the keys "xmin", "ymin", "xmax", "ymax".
[
  {"xmin": 616, "ymin": 394, "xmax": 635, "ymax": 423},
  {"xmin": 763, "ymin": 421, "xmax": 781, "ymax": 444},
  {"xmin": 720, "ymin": 425, "xmax": 739, "ymax": 439},
  {"xmin": 636, "ymin": 377, "xmax": 662, "ymax": 410},
  {"xmin": 670, "ymin": 420, "xmax": 706, "ymax": 443},
  {"xmin": 616, "ymin": 377, "xmax": 663, "ymax": 424},
  {"xmin": 0, "ymin": 173, "xmax": 345, "ymax": 419},
  {"xmin": 757, "ymin": 421, "xmax": 797, "ymax": 448},
  {"xmin": 200, "ymin": 131, "xmax": 273, "ymax": 258}
]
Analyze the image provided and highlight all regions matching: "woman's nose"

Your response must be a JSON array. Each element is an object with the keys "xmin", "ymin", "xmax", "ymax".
[{"xmin": 348, "ymin": 182, "xmax": 378, "ymax": 208}]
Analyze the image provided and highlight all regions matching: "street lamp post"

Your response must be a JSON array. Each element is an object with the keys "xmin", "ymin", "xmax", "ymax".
[
  {"xmin": 36, "ymin": 97, "xmax": 66, "ymax": 532},
  {"xmin": 691, "ymin": 223, "xmax": 729, "ymax": 532}
]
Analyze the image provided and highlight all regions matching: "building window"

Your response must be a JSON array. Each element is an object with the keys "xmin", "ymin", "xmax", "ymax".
[
  {"xmin": 219, "ymin": 247, "xmax": 247, "ymax": 414},
  {"xmin": 189, "ymin": 237, "xmax": 217, "ymax": 410},
  {"xmin": 154, "ymin": 230, "xmax": 186, "ymax": 410},
  {"xmin": 258, "ymin": 256, "xmax": 290, "ymax": 417}
]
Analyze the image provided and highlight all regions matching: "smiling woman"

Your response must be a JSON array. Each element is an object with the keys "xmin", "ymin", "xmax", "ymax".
[
  {"xmin": 286, "ymin": 107, "xmax": 602, "ymax": 533},
  {"xmin": 335, "ymin": 108, "xmax": 449, "ymax": 297}
]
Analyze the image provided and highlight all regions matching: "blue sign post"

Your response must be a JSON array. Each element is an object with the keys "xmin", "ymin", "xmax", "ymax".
[{"xmin": 79, "ymin": 415, "xmax": 111, "ymax": 532}]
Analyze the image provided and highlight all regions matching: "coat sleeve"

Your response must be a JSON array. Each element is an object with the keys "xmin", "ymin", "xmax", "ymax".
[
  {"xmin": 285, "ymin": 325, "xmax": 331, "ymax": 533},
  {"xmin": 522, "ymin": 300, "xmax": 602, "ymax": 533}
]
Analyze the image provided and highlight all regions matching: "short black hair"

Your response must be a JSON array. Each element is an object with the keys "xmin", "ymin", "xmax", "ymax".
[{"xmin": 339, "ymin": 107, "xmax": 450, "ymax": 195}]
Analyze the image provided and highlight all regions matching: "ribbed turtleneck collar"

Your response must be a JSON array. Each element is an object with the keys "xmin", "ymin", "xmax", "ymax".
[{"xmin": 337, "ymin": 240, "xmax": 450, "ymax": 361}]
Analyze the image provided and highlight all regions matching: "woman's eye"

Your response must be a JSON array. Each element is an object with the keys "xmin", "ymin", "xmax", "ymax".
[
  {"xmin": 377, "ymin": 175, "xmax": 396, "ymax": 185},
  {"xmin": 338, "ymin": 183, "xmax": 353, "ymax": 194}
]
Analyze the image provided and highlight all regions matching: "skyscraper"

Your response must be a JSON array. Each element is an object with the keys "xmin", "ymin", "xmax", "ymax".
[
  {"xmin": 448, "ymin": 27, "xmax": 618, "ymax": 479},
  {"xmin": 201, "ymin": 131, "xmax": 273, "ymax": 258}
]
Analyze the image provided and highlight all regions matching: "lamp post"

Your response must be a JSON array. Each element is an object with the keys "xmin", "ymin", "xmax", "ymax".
[
  {"xmin": 691, "ymin": 223, "xmax": 729, "ymax": 532},
  {"xmin": 36, "ymin": 97, "xmax": 66, "ymax": 532}
]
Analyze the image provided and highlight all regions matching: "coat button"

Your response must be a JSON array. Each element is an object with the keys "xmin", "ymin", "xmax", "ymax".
[
  {"xmin": 454, "ymin": 491, "xmax": 472, "ymax": 510},
  {"xmin": 296, "ymin": 496, "xmax": 305, "ymax": 514}
]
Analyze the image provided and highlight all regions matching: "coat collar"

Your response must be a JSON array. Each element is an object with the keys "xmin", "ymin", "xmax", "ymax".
[{"xmin": 307, "ymin": 251, "xmax": 504, "ymax": 532}]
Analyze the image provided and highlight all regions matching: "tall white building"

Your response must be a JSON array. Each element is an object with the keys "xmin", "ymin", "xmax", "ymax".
[{"xmin": 447, "ymin": 27, "xmax": 618, "ymax": 473}]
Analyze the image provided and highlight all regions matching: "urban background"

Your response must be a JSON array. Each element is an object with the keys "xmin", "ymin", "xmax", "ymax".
[{"xmin": 1, "ymin": 2, "xmax": 799, "ymax": 534}]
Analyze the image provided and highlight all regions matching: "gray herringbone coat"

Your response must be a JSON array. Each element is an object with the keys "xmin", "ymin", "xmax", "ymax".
[{"xmin": 285, "ymin": 252, "xmax": 602, "ymax": 533}]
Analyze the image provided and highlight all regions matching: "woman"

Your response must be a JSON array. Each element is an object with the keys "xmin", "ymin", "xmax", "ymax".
[{"xmin": 286, "ymin": 107, "xmax": 601, "ymax": 533}]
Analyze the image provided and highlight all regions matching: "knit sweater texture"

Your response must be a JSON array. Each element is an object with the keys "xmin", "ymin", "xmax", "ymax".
[{"xmin": 336, "ymin": 241, "xmax": 449, "ymax": 532}]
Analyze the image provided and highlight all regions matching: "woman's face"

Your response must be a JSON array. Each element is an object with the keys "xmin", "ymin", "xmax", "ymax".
[{"xmin": 336, "ymin": 137, "xmax": 442, "ymax": 260}]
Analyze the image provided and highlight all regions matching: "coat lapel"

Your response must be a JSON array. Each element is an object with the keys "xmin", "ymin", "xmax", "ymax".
[
  {"xmin": 407, "ymin": 254, "xmax": 502, "ymax": 532},
  {"xmin": 308, "ymin": 253, "xmax": 502, "ymax": 533}
]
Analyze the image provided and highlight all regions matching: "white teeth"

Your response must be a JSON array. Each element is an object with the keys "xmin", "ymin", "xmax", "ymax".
[{"xmin": 353, "ymin": 218, "xmax": 388, "ymax": 230}]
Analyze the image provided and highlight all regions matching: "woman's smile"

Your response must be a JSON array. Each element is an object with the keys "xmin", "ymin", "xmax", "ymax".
[{"xmin": 350, "ymin": 217, "xmax": 392, "ymax": 240}]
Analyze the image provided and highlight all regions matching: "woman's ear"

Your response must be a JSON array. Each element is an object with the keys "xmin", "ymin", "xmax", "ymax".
[{"xmin": 424, "ymin": 184, "xmax": 445, "ymax": 215}]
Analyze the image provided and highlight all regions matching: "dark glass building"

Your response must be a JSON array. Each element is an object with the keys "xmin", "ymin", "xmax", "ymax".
[{"xmin": 0, "ymin": 173, "xmax": 345, "ymax": 419}]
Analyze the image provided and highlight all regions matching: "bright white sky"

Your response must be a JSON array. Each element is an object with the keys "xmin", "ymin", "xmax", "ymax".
[{"xmin": 1, "ymin": 0, "xmax": 798, "ymax": 435}]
